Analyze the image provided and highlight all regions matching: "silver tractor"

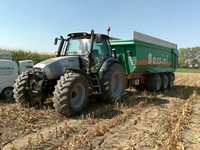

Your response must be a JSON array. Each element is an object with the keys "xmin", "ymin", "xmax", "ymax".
[{"xmin": 13, "ymin": 30, "xmax": 126, "ymax": 116}]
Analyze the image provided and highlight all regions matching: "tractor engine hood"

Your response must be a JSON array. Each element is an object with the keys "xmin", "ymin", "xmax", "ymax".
[{"xmin": 33, "ymin": 56, "xmax": 80, "ymax": 79}]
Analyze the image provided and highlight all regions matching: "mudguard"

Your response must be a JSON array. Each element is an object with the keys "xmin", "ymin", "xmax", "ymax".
[
  {"xmin": 65, "ymin": 68, "xmax": 92, "ymax": 85},
  {"xmin": 99, "ymin": 57, "xmax": 120, "ymax": 79}
]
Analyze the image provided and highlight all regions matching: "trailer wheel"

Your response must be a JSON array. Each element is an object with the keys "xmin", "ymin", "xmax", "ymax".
[
  {"xmin": 52, "ymin": 73, "xmax": 89, "ymax": 116},
  {"xmin": 147, "ymin": 74, "xmax": 161, "ymax": 92},
  {"xmin": 160, "ymin": 74, "xmax": 168, "ymax": 91},
  {"xmin": 2, "ymin": 87, "xmax": 13, "ymax": 99},
  {"xmin": 13, "ymin": 72, "xmax": 33, "ymax": 106},
  {"xmin": 168, "ymin": 73, "xmax": 174, "ymax": 89},
  {"xmin": 101, "ymin": 63, "xmax": 126, "ymax": 103}
]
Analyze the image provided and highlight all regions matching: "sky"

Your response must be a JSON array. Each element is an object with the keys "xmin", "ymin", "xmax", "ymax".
[{"xmin": 0, "ymin": 0, "xmax": 200, "ymax": 53}]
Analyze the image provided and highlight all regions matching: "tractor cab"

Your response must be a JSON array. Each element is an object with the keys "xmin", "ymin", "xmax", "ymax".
[{"xmin": 55, "ymin": 31, "xmax": 112, "ymax": 73}]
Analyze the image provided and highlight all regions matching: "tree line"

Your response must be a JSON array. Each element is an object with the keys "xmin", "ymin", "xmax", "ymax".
[{"xmin": 178, "ymin": 46, "xmax": 200, "ymax": 68}]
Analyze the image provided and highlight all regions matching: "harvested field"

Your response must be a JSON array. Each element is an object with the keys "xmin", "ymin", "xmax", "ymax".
[{"xmin": 0, "ymin": 73, "xmax": 200, "ymax": 150}]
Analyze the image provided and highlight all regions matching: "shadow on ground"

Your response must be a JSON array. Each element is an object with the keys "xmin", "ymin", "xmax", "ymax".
[
  {"xmin": 128, "ymin": 85, "xmax": 200, "ymax": 100},
  {"xmin": 0, "ymin": 98, "xmax": 15, "ymax": 104},
  {"xmin": 124, "ymin": 91, "xmax": 170, "ymax": 107},
  {"xmin": 163, "ymin": 85, "xmax": 200, "ymax": 99}
]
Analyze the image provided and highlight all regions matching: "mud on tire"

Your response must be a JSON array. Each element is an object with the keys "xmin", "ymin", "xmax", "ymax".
[{"xmin": 52, "ymin": 72, "xmax": 89, "ymax": 116}]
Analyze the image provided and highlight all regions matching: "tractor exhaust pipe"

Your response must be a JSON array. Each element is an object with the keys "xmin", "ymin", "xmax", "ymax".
[
  {"xmin": 87, "ymin": 29, "xmax": 95, "ymax": 74},
  {"xmin": 57, "ymin": 36, "xmax": 64, "ymax": 57}
]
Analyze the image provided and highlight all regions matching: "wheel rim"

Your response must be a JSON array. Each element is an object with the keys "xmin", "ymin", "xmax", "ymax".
[
  {"xmin": 3, "ymin": 88, "xmax": 13, "ymax": 98},
  {"xmin": 169, "ymin": 75, "xmax": 174, "ymax": 87},
  {"xmin": 156, "ymin": 76, "xmax": 161, "ymax": 91},
  {"xmin": 111, "ymin": 72, "xmax": 123, "ymax": 96},
  {"xmin": 163, "ymin": 75, "xmax": 168, "ymax": 89},
  {"xmin": 71, "ymin": 84, "xmax": 85, "ymax": 108}
]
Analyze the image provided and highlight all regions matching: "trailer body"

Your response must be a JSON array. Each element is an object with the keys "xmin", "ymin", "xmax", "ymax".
[{"xmin": 110, "ymin": 31, "xmax": 179, "ymax": 87}]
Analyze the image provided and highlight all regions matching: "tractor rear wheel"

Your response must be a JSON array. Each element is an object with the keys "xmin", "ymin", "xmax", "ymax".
[
  {"xmin": 101, "ymin": 63, "xmax": 126, "ymax": 103},
  {"xmin": 52, "ymin": 72, "xmax": 89, "ymax": 116}
]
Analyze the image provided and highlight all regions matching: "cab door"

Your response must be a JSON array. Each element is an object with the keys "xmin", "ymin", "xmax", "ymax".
[{"xmin": 91, "ymin": 37, "xmax": 111, "ymax": 73}]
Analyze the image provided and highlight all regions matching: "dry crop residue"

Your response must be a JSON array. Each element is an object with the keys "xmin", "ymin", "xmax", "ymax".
[{"xmin": 0, "ymin": 73, "xmax": 200, "ymax": 150}]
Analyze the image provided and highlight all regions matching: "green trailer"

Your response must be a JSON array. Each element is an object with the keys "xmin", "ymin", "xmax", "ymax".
[{"xmin": 110, "ymin": 31, "xmax": 179, "ymax": 91}]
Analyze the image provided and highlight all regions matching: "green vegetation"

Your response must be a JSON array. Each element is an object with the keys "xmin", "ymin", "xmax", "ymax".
[
  {"xmin": 179, "ymin": 47, "xmax": 200, "ymax": 68},
  {"xmin": 0, "ymin": 48, "xmax": 54, "ymax": 64},
  {"xmin": 176, "ymin": 68, "xmax": 200, "ymax": 73}
]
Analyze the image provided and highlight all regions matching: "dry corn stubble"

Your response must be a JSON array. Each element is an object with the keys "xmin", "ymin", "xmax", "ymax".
[
  {"xmin": 0, "ymin": 103, "xmax": 65, "ymax": 149},
  {"xmin": 1, "ymin": 73, "xmax": 200, "ymax": 150}
]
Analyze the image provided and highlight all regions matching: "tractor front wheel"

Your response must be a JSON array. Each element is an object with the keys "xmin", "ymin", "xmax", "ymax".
[{"xmin": 13, "ymin": 72, "xmax": 33, "ymax": 106}]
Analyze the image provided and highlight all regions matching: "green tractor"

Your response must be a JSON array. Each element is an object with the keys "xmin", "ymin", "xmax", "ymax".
[{"xmin": 13, "ymin": 30, "xmax": 126, "ymax": 116}]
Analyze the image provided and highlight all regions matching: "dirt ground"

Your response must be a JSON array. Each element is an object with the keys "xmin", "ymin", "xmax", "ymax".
[{"xmin": 0, "ymin": 73, "xmax": 200, "ymax": 150}]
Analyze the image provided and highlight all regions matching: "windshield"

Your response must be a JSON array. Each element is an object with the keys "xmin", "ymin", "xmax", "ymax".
[
  {"xmin": 65, "ymin": 38, "xmax": 90, "ymax": 55},
  {"xmin": 0, "ymin": 54, "xmax": 12, "ymax": 60}
]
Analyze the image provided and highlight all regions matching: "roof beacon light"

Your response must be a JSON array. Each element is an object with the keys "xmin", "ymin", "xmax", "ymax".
[{"xmin": 107, "ymin": 26, "xmax": 111, "ymax": 36}]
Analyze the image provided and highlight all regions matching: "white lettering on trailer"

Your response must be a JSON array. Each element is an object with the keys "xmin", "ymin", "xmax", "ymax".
[
  {"xmin": 126, "ymin": 50, "xmax": 135, "ymax": 66},
  {"xmin": 148, "ymin": 53, "xmax": 168, "ymax": 65},
  {"xmin": 148, "ymin": 53, "xmax": 152, "ymax": 64}
]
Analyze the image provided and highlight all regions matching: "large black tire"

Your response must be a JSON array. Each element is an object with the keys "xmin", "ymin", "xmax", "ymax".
[
  {"xmin": 13, "ymin": 72, "xmax": 33, "ymax": 105},
  {"xmin": 147, "ymin": 74, "xmax": 161, "ymax": 92},
  {"xmin": 101, "ymin": 63, "xmax": 126, "ymax": 103},
  {"xmin": 168, "ymin": 73, "xmax": 175, "ymax": 89},
  {"xmin": 1, "ymin": 87, "xmax": 13, "ymax": 99},
  {"xmin": 52, "ymin": 73, "xmax": 89, "ymax": 116},
  {"xmin": 160, "ymin": 74, "xmax": 168, "ymax": 91}
]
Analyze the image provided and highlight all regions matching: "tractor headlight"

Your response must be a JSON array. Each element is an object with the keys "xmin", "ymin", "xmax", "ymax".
[
  {"xmin": 34, "ymin": 84, "xmax": 40, "ymax": 90},
  {"xmin": 34, "ymin": 68, "xmax": 43, "ymax": 72}
]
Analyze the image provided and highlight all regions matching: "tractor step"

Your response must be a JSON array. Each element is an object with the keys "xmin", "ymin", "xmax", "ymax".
[{"xmin": 91, "ymin": 75, "xmax": 102, "ymax": 95}]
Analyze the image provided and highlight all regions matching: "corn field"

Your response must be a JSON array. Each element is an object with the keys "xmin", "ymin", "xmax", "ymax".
[{"xmin": 0, "ymin": 48, "xmax": 54, "ymax": 64}]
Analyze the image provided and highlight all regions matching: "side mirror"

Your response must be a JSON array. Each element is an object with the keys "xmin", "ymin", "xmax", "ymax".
[
  {"xmin": 96, "ymin": 35, "xmax": 102, "ymax": 43},
  {"xmin": 54, "ymin": 52, "xmax": 59, "ymax": 57},
  {"xmin": 54, "ymin": 37, "xmax": 58, "ymax": 45},
  {"xmin": 112, "ymin": 48, "xmax": 117, "ymax": 58}
]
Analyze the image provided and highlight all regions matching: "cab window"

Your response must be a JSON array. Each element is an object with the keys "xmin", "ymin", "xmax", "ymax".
[{"xmin": 91, "ymin": 37, "xmax": 110, "ymax": 72}]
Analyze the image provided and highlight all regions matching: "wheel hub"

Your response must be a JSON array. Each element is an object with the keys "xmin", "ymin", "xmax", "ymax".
[
  {"xmin": 3, "ymin": 88, "xmax": 13, "ymax": 99},
  {"xmin": 156, "ymin": 76, "xmax": 161, "ymax": 91},
  {"xmin": 111, "ymin": 72, "xmax": 123, "ymax": 96},
  {"xmin": 72, "ymin": 91, "xmax": 77, "ymax": 98},
  {"xmin": 5, "ymin": 90, "xmax": 12, "ymax": 97},
  {"xmin": 71, "ymin": 84, "xmax": 85, "ymax": 108}
]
